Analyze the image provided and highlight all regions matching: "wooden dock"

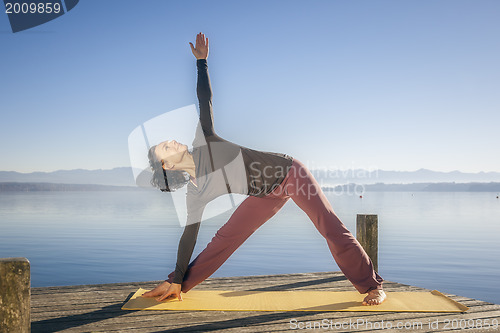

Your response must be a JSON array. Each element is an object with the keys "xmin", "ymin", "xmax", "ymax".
[{"xmin": 31, "ymin": 271, "xmax": 500, "ymax": 332}]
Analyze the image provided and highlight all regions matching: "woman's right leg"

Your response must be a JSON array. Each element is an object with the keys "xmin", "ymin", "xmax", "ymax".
[
  {"xmin": 166, "ymin": 194, "xmax": 289, "ymax": 292},
  {"xmin": 283, "ymin": 159, "xmax": 384, "ymax": 294}
]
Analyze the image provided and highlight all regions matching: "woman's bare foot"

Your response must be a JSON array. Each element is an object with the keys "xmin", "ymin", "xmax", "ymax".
[
  {"xmin": 141, "ymin": 281, "xmax": 171, "ymax": 298},
  {"xmin": 362, "ymin": 289, "xmax": 387, "ymax": 305}
]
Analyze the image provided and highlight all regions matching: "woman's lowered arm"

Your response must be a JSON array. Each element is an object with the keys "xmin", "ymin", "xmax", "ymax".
[{"xmin": 172, "ymin": 220, "xmax": 201, "ymax": 284}]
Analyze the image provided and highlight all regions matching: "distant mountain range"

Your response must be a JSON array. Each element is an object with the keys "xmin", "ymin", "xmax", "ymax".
[
  {"xmin": 324, "ymin": 182, "xmax": 500, "ymax": 193},
  {"xmin": 310, "ymin": 168, "xmax": 500, "ymax": 186},
  {"xmin": 0, "ymin": 167, "xmax": 136, "ymax": 186},
  {"xmin": 0, "ymin": 182, "xmax": 144, "ymax": 192},
  {"xmin": 1, "ymin": 167, "xmax": 500, "ymax": 190}
]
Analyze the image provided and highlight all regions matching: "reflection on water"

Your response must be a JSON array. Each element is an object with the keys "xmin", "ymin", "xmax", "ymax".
[{"xmin": 0, "ymin": 190, "xmax": 499, "ymax": 304}]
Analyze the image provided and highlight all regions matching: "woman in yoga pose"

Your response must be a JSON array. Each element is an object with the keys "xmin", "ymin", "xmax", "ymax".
[{"xmin": 142, "ymin": 32, "xmax": 386, "ymax": 305}]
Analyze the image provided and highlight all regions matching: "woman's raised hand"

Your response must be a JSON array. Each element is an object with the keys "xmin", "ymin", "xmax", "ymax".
[{"xmin": 189, "ymin": 32, "xmax": 209, "ymax": 60}]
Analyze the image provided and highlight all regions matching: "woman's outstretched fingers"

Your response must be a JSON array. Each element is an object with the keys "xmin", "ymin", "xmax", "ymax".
[
  {"xmin": 156, "ymin": 282, "xmax": 183, "ymax": 302},
  {"xmin": 157, "ymin": 291, "xmax": 170, "ymax": 301},
  {"xmin": 141, "ymin": 281, "xmax": 171, "ymax": 298},
  {"xmin": 190, "ymin": 32, "xmax": 209, "ymax": 59},
  {"xmin": 156, "ymin": 291, "xmax": 182, "ymax": 302}
]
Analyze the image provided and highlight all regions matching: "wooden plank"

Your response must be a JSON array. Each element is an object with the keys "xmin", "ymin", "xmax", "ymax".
[
  {"xmin": 356, "ymin": 214, "xmax": 378, "ymax": 271},
  {"xmin": 30, "ymin": 271, "xmax": 500, "ymax": 332}
]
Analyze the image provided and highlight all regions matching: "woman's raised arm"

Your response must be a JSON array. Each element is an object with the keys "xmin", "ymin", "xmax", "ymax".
[{"xmin": 190, "ymin": 32, "xmax": 215, "ymax": 136}]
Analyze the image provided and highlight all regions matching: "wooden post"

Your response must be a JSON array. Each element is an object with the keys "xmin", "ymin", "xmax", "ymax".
[
  {"xmin": 356, "ymin": 214, "xmax": 378, "ymax": 272},
  {"xmin": 0, "ymin": 257, "xmax": 31, "ymax": 333}
]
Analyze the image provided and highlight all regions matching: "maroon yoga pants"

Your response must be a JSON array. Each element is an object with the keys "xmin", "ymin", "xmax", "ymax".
[{"xmin": 166, "ymin": 158, "xmax": 383, "ymax": 294}]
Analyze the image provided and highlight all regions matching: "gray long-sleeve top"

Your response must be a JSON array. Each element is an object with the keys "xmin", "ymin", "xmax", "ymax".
[{"xmin": 171, "ymin": 59, "xmax": 293, "ymax": 284}]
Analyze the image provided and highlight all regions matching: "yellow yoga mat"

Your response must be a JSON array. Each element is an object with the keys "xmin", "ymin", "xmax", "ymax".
[{"xmin": 122, "ymin": 288, "xmax": 469, "ymax": 312}]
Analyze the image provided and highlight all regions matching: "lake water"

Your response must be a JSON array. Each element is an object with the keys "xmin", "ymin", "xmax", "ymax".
[{"xmin": 1, "ymin": 190, "xmax": 499, "ymax": 304}]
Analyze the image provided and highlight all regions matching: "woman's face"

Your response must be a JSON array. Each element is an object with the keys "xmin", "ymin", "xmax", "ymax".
[{"xmin": 154, "ymin": 140, "xmax": 188, "ymax": 170}]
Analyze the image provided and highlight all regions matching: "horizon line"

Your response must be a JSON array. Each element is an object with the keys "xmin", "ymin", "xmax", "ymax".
[{"xmin": 1, "ymin": 166, "xmax": 500, "ymax": 174}]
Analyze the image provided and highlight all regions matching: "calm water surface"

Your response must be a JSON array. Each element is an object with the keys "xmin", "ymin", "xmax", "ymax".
[{"xmin": 1, "ymin": 190, "xmax": 499, "ymax": 304}]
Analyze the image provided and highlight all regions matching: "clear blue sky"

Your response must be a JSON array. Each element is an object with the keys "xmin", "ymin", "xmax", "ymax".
[{"xmin": 1, "ymin": 0, "xmax": 499, "ymax": 173}]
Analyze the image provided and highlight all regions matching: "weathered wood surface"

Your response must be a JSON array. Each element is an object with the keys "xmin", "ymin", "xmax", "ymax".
[
  {"xmin": 31, "ymin": 271, "xmax": 500, "ymax": 332},
  {"xmin": 0, "ymin": 257, "xmax": 31, "ymax": 333},
  {"xmin": 356, "ymin": 214, "xmax": 379, "ymax": 272}
]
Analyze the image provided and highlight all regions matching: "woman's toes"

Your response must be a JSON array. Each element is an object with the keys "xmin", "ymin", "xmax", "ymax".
[{"xmin": 362, "ymin": 290, "xmax": 386, "ymax": 306}]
